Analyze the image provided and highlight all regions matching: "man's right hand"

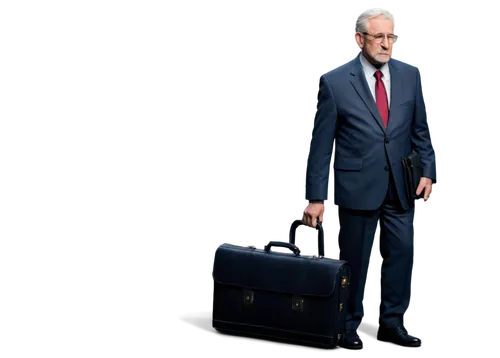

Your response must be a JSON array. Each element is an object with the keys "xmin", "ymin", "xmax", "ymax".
[{"xmin": 302, "ymin": 203, "xmax": 325, "ymax": 228}]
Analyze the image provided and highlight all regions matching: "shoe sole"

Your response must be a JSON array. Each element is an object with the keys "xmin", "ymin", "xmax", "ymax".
[{"xmin": 377, "ymin": 336, "xmax": 421, "ymax": 347}]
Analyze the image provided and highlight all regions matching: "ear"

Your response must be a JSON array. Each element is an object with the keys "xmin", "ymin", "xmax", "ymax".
[{"xmin": 355, "ymin": 32, "xmax": 364, "ymax": 49}]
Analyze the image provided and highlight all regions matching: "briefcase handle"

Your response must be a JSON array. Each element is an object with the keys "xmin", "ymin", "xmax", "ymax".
[
  {"xmin": 264, "ymin": 241, "xmax": 301, "ymax": 256},
  {"xmin": 289, "ymin": 220, "xmax": 325, "ymax": 257}
]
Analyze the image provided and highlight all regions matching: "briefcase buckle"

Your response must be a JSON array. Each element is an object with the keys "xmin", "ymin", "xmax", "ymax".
[
  {"xmin": 243, "ymin": 290, "xmax": 254, "ymax": 305},
  {"xmin": 341, "ymin": 276, "xmax": 348, "ymax": 288},
  {"xmin": 292, "ymin": 297, "xmax": 304, "ymax": 312}
]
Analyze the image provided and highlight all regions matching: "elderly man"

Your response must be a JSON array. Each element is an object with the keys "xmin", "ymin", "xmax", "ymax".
[{"xmin": 302, "ymin": 8, "xmax": 436, "ymax": 349}]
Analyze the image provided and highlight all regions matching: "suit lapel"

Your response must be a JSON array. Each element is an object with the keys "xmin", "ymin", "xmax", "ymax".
[
  {"xmin": 349, "ymin": 53, "xmax": 386, "ymax": 134},
  {"xmin": 386, "ymin": 60, "xmax": 402, "ymax": 134}
]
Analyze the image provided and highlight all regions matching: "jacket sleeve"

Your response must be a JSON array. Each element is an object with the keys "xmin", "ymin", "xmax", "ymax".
[
  {"xmin": 305, "ymin": 75, "xmax": 337, "ymax": 200},
  {"xmin": 412, "ymin": 68, "xmax": 437, "ymax": 183}
]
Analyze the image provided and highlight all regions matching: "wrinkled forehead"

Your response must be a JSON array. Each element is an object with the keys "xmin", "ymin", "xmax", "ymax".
[{"xmin": 367, "ymin": 16, "xmax": 394, "ymax": 34}]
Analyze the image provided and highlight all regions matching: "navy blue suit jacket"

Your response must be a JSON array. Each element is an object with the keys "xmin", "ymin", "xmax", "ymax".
[{"xmin": 305, "ymin": 52, "xmax": 436, "ymax": 211}]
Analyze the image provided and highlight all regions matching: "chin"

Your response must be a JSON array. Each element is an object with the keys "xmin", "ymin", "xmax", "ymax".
[{"xmin": 376, "ymin": 54, "xmax": 391, "ymax": 63}]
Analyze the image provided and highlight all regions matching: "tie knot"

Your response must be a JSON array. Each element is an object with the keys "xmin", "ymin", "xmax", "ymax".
[{"xmin": 374, "ymin": 70, "xmax": 383, "ymax": 80}]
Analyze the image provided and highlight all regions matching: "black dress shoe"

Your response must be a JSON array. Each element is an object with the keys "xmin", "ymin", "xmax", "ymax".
[
  {"xmin": 340, "ymin": 330, "xmax": 363, "ymax": 349},
  {"xmin": 377, "ymin": 325, "xmax": 421, "ymax": 347}
]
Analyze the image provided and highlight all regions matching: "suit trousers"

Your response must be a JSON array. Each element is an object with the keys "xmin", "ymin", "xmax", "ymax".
[{"xmin": 338, "ymin": 174, "xmax": 415, "ymax": 330}]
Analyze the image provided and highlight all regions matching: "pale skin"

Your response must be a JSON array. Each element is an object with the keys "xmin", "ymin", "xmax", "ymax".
[{"xmin": 302, "ymin": 15, "xmax": 433, "ymax": 228}]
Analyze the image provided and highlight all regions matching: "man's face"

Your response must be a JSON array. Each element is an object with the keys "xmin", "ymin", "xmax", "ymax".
[{"xmin": 356, "ymin": 16, "xmax": 394, "ymax": 65}]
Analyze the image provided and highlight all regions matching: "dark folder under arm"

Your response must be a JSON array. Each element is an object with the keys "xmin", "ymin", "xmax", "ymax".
[{"xmin": 402, "ymin": 150, "xmax": 424, "ymax": 202}]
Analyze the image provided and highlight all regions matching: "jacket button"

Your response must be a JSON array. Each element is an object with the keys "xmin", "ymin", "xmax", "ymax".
[
  {"xmin": 384, "ymin": 165, "xmax": 389, "ymax": 171},
  {"xmin": 385, "ymin": 138, "xmax": 389, "ymax": 143}
]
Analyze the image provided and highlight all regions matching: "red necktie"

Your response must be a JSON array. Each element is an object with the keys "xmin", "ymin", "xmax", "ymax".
[{"xmin": 374, "ymin": 70, "xmax": 389, "ymax": 128}]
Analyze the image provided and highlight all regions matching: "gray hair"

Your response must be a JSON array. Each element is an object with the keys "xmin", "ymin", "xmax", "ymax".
[{"xmin": 355, "ymin": 8, "xmax": 394, "ymax": 33}]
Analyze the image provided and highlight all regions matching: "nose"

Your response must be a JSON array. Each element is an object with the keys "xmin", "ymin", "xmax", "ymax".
[{"xmin": 381, "ymin": 35, "xmax": 390, "ymax": 48}]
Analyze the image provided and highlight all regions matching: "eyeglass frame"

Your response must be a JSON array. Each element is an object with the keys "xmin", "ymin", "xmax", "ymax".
[{"xmin": 362, "ymin": 32, "xmax": 398, "ymax": 44}]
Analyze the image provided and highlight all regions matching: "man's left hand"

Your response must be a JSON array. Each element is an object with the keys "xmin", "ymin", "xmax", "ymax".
[{"xmin": 416, "ymin": 177, "xmax": 433, "ymax": 201}]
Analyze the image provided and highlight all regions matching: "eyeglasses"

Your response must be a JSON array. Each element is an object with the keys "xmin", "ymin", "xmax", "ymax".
[{"xmin": 362, "ymin": 32, "xmax": 398, "ymax": 44}]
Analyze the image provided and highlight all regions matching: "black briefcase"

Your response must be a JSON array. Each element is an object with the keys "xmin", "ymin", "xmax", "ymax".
[
  {"xmin": 402, "ymin": 150, "xmax": 424, "ymax": 201},
  {"xmin": 212, "ymin": 220, "xmax": 350, "ymax": 348}
]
